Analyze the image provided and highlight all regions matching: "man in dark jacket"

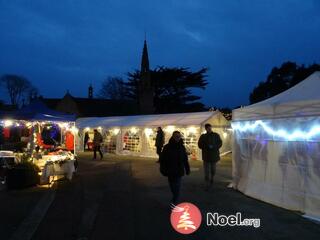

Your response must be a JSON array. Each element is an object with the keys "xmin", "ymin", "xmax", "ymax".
[
  {"xmin": 198, "ymin": 123, "xmax": 222, "ymax": 190},
  {"xmin": 93, "ymin": 129, "xmax": 103, "ymax": 160},
  {"xmin": 155, "ymin": 127, "xmax": 165, "ymax": 163},
  {"xmin": 159, "ymin": 131, "xmax": 190, "ymax": 205}
]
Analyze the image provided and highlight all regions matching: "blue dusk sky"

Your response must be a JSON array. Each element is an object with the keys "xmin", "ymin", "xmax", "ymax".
[{"xmin": 0, "ymin": 0, "xmax": 320, "ymax": 108}]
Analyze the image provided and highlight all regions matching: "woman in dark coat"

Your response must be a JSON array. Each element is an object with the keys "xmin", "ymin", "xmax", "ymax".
[
  {"xmin": 84, "ymin": 132, "xmax": 89, "ymax": 151},
  {"xmin": 160, "ymin": 131, "xmax": 190, "ymax": 205}
]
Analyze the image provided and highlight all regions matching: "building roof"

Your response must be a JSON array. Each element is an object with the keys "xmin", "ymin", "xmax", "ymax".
[
  {"xmin": 39, "ymin": 95, "xmax": 138, "ymax": 117},
  {"xmin": 71, "ymin": 97, "xmax": 138, "ymax": 117}
]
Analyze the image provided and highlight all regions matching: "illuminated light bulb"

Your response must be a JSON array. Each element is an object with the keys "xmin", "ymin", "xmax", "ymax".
[
  {"xmin": 130, "ymin": 127, "xmax": 138, "ymax": 134},
  {"xmin": 71, "ymin": 126, "xmax": 79, "ymax": 134},
  {"xmin": 144, "ymin": 128, "xmax": 153, "ymax": 136},
  {"xmin": 4, "ymin": 120, "xmax": 13, "ymax": 127},
  {"xmin": 187, "ymin": 127, "xmax": 197, "ymax": 134},
  {"xmin": 112, "ymin": 128, "xmax": 120, "ymax": 135},
  {"xmin": 97, "ymin": 126, "xmax": 102, "ymax": 131},
  {"xmin": 165, "ymin": 125, "xmax": 175, "ymax": 133},
  {"xmin": 85, "ymin": 127, "xmax": 90, "ymax": 131},
  {"xmin": 223, "ymin": 132, "xmax": 228, "ymax": 139}
]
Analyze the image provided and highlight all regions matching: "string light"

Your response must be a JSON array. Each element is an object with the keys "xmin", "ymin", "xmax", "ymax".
[
  {"xmin": 186, "ymin": 126, "xmax": 197, "ymax": 135},
  {"xmin": 112, "ymin": 128, "xmax": 120, "ymax": 135},
  {"xmin": 165, "ymin": 125, "xmax": 175, "ymax": 133},
  {"xmin": 144, "ymin": 128, "xmax": 153, "ymax": 136},
  {"xmin": 4, "ymin": 120, "xmax": 13, "ymax": 127},
  {"xmin": 232, "ymin": 120, "xmax": 320, "ymax": 140},
  {"xmin": 130, "ymin": 127, "xmax": 138, "ymax": 134}
]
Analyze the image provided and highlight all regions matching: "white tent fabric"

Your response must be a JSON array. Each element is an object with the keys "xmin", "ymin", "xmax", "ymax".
[
  {"xmin": 232, "ymin": 72, "xmax": 320, "ymax": 219},
  {"xmin": 76, "ymin": 111, "xmax": 231, "ymax": 159},
  {"xmin": 234, "ymin": 71, "xmax": 320, "ymax": 120},
  {"xmin": 76, "ymin": 111, "xmax": 228, "ymax": 128}
]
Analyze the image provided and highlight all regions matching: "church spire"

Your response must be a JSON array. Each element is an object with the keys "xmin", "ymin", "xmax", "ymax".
[
  {"xmin": 141, "ymin": 39, "xmax": 149, "ymax": 73},
  {"xmin": 138, "ymin": 38, "xmax": 154, "ymax": 114},
  {"xmin": 88, "ymin": 84, "xmax": 93, "ymax": 99}
]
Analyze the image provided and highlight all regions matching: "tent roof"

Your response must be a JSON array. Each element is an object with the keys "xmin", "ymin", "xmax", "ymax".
[
  {"xmin": 2, "ymin": 100, "xmax": 76, "ymax": 122},
  {"xmin": 233, "ymin": 71, "xmax": 320, "ymax": 121},
  {"xmin": 76, "ymin": 111, "xmax": 220, "ymax": 128}
]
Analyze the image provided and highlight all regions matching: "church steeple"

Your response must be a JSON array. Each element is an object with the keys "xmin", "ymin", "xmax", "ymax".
[
  {"xmin": 88, "ymin": 84, "xmax": 93, "ymax": 99},
  {"xmin": 141, "ymin": 40, "xmax": 149, "ymax": 73},
  {"xmin": 138, "ymin": 38, "xmax": 154, "ymax": 114}
]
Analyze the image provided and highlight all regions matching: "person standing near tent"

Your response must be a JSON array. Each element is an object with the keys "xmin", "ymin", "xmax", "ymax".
[
  {"xmin": 93, "ymin": 129, "xmax": 103, "ymax": 160},
  {"xmin": 155, "ymin": 127, "xmax": 165, "ymax": 163},
  {"xmin": 84, "ymin": 132, "xmax": 89, "ymax": 151},
  {"xmin": 198, "ymin": 123, "xmax": 222, "ymax": 191},
  {"xmin": 159, "ymin": 131, "xmax": 190, "ymax": 206}
]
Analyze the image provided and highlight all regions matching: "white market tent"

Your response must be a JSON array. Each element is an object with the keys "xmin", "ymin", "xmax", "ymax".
[
  {"xmin": 232, "ymin": 71, "xmax": 320, "ymax": 219},
  {"xmin": 76, "ymin": 111, "xmax": 231, "ymax": 160}
]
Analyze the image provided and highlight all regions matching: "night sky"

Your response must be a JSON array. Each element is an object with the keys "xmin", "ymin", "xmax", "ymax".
[{"xmin": 0, "ymin": 0, "xmax": 320, "ymax": 108}]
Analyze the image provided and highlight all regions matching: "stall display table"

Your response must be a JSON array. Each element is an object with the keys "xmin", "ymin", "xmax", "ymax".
[{"xmin": 35, "ymin": 151, "xmax": 76, "ymax": 184}]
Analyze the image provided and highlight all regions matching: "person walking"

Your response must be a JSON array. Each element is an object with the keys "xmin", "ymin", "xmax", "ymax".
[
  {"xmin": 159, "ymin": 131, "xmax": 190, "ymax": 206},
  {"xmin": 84, "ymin": 132, "xmax": 89, "ymax": 151},
  {"xmin": 155, "ymin": 127, "xmax": 165, "ymax": 163},
  {"xmin": 198, "ymin": 123, "xmax": 222, "ymax": 191},
  {"xmin": 93, "ymin": 129, "xmax": 103, "ymax": 160}
]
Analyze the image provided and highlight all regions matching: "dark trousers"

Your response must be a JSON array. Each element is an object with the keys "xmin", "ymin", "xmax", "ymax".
[
  {"xmin": 168, "ymin": 176, "xmax": 182, "ymax": 205},
  {"xmin": 203, "ymin": 161, "xmax": 216, "ymax": 182},
  {"xmin": 93, "ymin": 145, "xmax": 103, "ymax": 159},
  {"xmin": 84, "ymin": 141, "xmax": 88, "ymax": 151}
]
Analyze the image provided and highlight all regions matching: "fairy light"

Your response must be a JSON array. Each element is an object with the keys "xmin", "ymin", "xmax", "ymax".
[
  {"xmin": 223, "ymin": 132, "xmax": 228, "ymax": 139},
  {"xmin": 232, "ymin": 120, "xmax": 320, "ymax": 140},
  {"xmin": 186, "ymin": 126, "xmax": 197, "ymax": 135},
  {"xmin": 4, "ymin": 120, "xmax": 13, "ymax": 127},
  {"xmin": 71, "ymin": 126, "xmax": 79, "ymax": 134},
  {"xmin": 130, "ymin": 127, "xmax": 138, "ymax": 134},
  {"xmin": 144, "ymin": 128, "xmax": 153, "ymax": 136},
  {"xmin": 112, "ymin": 128, "xmax": 120, "ymax": 135},
  {"xmin": 165, "ymin": 125, "xmax": 175, "ymax": 133}
]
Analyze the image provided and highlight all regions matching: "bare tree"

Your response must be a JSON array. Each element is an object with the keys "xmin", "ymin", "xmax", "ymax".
[
  {"xmin": 0, "ymin": 74, "xmax": 32, "ymax": 106},
  {"xmin": 98, "ymin": 76, "xmax": 127, "ymax": 100}
]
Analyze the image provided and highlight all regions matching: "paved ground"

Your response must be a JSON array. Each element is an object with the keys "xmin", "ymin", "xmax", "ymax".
[
  {"xmin": 0, "ymin": 184, "xmax": 48, "ymax": 240},
  {"xmin": 2, "ymin": 152, "xmax": 320, "ymax": 240}
]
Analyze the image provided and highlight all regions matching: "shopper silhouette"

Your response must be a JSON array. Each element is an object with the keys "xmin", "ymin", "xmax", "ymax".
[
  {"xmin": 198, "ymin": 123, "xmax": 222, "ymax": 191},
  {"xmin": 155, "ymin": 127, "xmax": 165, "ymax": 163},
  {"xmin": 160, "ymin": 131, "xmax": 190, "ymax": 206},
  {"xmin": 93, "ymin": 129, "xmax": 103, "ymax": 160}
]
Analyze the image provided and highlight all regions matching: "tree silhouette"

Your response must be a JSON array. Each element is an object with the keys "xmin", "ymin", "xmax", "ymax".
[
  {"xmin": 0, "ymin": 74, "xmax": 35, "ymax": 106},
  {"xmin": 98, "ymin": 76, "xmax": 127, "ymax": 100},
  {"xmin": 125, "ymin": 66, "xmax": 208, "ymax": 113},
  {"xmin": 249, "ymin": 62, "xmax": 320, "ymax": 104}
]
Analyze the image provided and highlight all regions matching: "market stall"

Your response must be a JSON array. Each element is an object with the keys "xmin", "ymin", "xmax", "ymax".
[
  {"xmin": 0, "ymin": 100, "xmax": 77, "ymax": 186},
  {"xmin": 232, "ymin": 71, "xmax": 320, "ymax": 220},
  {"xmin": 76, "ymin": 111, "xmax": 232, "ymax": 160}
]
